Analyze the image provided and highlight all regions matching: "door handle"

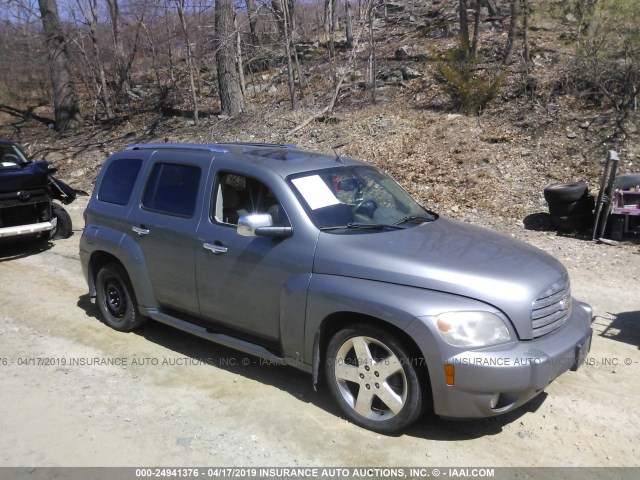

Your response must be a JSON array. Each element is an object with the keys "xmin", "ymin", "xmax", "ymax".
[
  {"xmin": 203, "ymin": 242, "xmax": 228, "ymax": 255},
  {"xmin": 132, "ymin": 226, "xmax": 150, "ymax": 236}
]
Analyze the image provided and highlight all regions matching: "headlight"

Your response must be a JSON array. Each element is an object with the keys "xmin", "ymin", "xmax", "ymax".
[{"xmin": 435, "ymin": 311, "xmax": 510, "ymax": 347}]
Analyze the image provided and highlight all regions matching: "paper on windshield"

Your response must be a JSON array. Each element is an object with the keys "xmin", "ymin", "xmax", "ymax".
[{"xmin": 292, "ymin": 175, "xmax": 340, "ymax": 210}]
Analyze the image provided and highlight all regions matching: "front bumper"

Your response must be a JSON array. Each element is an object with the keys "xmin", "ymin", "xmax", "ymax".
[
  {"xmin": 0, "ymin": 221, "xmax": 54, "ymax": 238},
  {"xmin": 409, "ymin": 300, "xmax": 593, "ymax": 418}
]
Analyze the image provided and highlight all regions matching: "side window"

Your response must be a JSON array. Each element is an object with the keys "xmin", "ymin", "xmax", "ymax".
[
  {"xmin": 142, "ymin": 163, "xmax": 201, "ymax": 217},
  {"xmin": 213, "ymin": 173, "xmax": 289, "ymax": 227},
  {"xmin": 98, "ymin": 158, "xmax": 142, "ymax": 205}
]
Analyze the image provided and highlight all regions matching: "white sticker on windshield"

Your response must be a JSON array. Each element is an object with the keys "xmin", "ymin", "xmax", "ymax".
[{"xmin": 292, "ymin": 175, "xmax": 340, "ymax": 210}]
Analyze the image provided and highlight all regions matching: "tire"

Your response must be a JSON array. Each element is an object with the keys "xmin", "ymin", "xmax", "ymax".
[
  {"xmin": 550, "ymin": 213, "xmax": 593, "ymax": 232},
  {"xmin": 325, "ymin": 324, "xmax": 424, "ymax": 433},
  {"xmin": 95, "ymin": 263, "xmax": 147, "ymax": 332},
  {"xmin": 548, "ymin": 195, "xmax": 595, "ymax": 217},
  {"xmin": 609, "ymin": 216, "xmax": 624, "ymax": 241},
  {"xmin": 544, "ymin": 182, "xmax": 588, "ymax": 204},
  {"xmin": 50, "ymin": 203, "xmax": 73, "ymax": 239},
  {"xmin": 613, "ymin": 174, "xmax": 640, "ymax": 191}
]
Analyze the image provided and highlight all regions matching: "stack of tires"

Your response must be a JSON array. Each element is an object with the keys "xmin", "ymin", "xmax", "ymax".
[{"xmin": 544, "ymin": 182, "xmax": 595, "ymax": 232}]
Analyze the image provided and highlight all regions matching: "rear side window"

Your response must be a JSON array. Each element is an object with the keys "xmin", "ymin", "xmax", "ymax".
[
  {"xmin": 98, "ymin": 158, "xmax": 142, "ymax": 205},
  {"xmin": 142, "ymin": 163, "xmax": 201, "ymax": 217}
]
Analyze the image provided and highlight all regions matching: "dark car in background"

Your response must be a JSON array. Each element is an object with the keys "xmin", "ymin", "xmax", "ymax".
[{"xmin": 0, "ymin": 138, "xmax": 80, "ymax": 242}]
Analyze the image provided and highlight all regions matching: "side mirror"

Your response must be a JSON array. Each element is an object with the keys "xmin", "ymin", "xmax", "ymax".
[{"xmin": 237, "ymin": 213, "xmax": 292, "ymax": 238}]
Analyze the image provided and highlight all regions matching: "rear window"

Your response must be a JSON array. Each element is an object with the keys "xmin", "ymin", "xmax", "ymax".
[
  {"xmin": 142, "ymin": 163, "xmax": 201, "ymax": 217},
  {"xmin": 98, "ymin": 158, "xmax": 142, "ymax": 205}
]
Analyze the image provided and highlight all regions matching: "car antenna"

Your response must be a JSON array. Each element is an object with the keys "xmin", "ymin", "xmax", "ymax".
[{"xmin": 330, "ymin": 142, "xmax": 349, "ymax": 164}]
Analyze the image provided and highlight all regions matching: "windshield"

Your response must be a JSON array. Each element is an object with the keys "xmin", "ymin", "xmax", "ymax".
[
  {"xmin": 289, "ymin": 166, "xmax": 435, "ymax": 231},
  {"xmin": 0, "ymin": 143, "xmax": 29, "ymax": 166}
]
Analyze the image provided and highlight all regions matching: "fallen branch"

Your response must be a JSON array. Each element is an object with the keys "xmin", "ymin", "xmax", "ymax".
[{"xmin": 0, "ymin": 104, "xmax": 53, "ymax": 126}]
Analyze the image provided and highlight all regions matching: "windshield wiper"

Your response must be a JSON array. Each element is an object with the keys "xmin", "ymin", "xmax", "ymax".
[
  {"xmin": 394, "ymin": 214, "xmax": 435, "ymax": 225},
  {"xmin": 320, "ymin": 222, "xmax": 404, "ymax": 231}
]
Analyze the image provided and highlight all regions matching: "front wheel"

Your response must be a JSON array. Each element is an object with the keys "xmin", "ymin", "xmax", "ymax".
[
  {"xmin": 95, "ymin": 263, "xmax": 147, "ymax": 332},
  {"xmin": 50, "ymin": 203, "xmax": 72, "ymax": 239},
  {"xmin": 325, "ymin": 324, "xmax": 424, "ymax": 433}
]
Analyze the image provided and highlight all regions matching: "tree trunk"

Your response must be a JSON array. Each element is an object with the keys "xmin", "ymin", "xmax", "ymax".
[
  {"xmin": 106, "ymin": 0, "xmax": 130, "ymax": 97},
  {"xmin": 471, "ymin": 0, "xmax": 482, "ymax": 56},
  {"xmin": 345, "ymin": 0, "xmax": 354, "ymax": 48},
  {"xmin": 37, "ymin": 0, "xmax": 83, "ymax": 131},
  {"xmin": 85, "ymin": 0, "xmax": 114, "ymax": 119},
  {"xmin": 327, "ymin": 0, "xmax": 336, "ymax": 58},
  {"xmin": 323, "ymin": 0, "xmax": 330, "ymax": 40},
  {"xmin": 287, "ymin": 0, "xmax": 296, "ymax": 33},
  {"xmin": 163, "ymin": 0, "xmax": 176, "ymax": 85},
  {"xmin": 485, "ymin": 0, "xmax": 500, "ymax": 18},
  {"xmin": 523, "ymin": 0, "xmax": 530, "ymax": 66},
  {"xmin": 246, "ymin": 0, "xmax": 259, "ymax": 45},
  {"xmin": 282, "ymin": 3, "xmax": 296, "ymax": 110},
  {"xmin": 331, "ymin": 0, "xmax": 338, "ymax": 32},
  {"xmin": 286, "ymin": 2, "xmax": 306, "ymax": 101},
  {"xmin": 235, "ymin": 15, "xmax": 246, "ymax": 97},
  {"xmin": 271, "ymin": 0, "xmax": 286, "ymax": 38},
  {"xmin": 176, "ymin": 0, "xmax": 198, "ymax": 122},
  {"xmin": 459, "ymin": 0, "xmax": 470, "ymax": 56},
  {"xmin": 216, "ymin": 0, "xmax": 244, "ymax": 116},
  {"xmin": 503, "ymin": 0, "xmax": 520, "ymax": 64},
  {"xmin": 367, "ymin": 2, "xmax": 376, "ymax": 104}
]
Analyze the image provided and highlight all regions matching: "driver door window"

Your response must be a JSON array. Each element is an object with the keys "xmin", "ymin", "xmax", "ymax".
[{"xmin": 213, "ymin": 173, "xmax": 290, "ymax": 227}]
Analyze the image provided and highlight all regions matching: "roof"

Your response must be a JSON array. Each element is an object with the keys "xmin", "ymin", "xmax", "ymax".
[{"xmin": 123, "ymin": 142, "xmax": 368, "ymax": 178}]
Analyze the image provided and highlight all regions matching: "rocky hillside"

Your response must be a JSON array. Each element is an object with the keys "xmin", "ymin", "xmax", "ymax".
[{"xmin": 1, "ymin": 0, "xmax": 638, "ymax": 231}]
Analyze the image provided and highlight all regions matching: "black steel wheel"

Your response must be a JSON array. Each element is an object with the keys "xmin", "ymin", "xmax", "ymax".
[{"xmin": 95, "ymin": 263, "xmax": 146, "ymax": 332}]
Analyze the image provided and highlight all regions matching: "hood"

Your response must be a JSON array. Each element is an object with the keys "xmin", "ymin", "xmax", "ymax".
[
  {"xmin": 313, "ymin": 217, "xmax": 568, "ymax": 339},
  {"xmin": 0, "ymin": 160, "xmax": 48, "ymax": 194}
]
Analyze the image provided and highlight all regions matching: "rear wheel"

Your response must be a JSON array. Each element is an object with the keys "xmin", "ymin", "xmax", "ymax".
[
  {"xmin": 95, "ymin": 263, "xmax": 147, "ymax": 331},
  {"xmin": 325, "ymin": 324, "xmax": 423, "ymax": 433}
]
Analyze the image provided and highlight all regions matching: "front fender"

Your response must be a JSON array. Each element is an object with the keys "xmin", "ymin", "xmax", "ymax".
[{"xmin": 304, "ymin": 274, "xmax": 494, "ymax": 367}]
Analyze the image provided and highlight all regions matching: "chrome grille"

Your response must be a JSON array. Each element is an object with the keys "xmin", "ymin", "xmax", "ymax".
[{"xmin": 531, "ymin": 277, "xmax": 571, "ymax": 338}]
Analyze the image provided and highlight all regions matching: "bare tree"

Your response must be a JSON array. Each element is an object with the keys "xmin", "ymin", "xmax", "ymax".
[
  {"xmin": 245, "ymin": 0, "xmax": 258, "ymax": 45},
  {"xmin": 503, "ymin": 0, "xmax": 520, "ymax": 64},
  {"xmin": 175, "ymin": 0, "xmax": 198, "ymax": 122},
  {"xmin": 345, "ymin": 0, "xmax": 354, "ymax": 48},
  {"xmin": 106, "ymin": 0, "xmax": 130, "ymax": 96},
  {"xmin": 471, "ymin": 0, "xmax": 481, "ymax": 56},
  {"xmin": 215, "ymin": 0, "xmax": 244, "ymax": 116},
  {"xmin": 271, "ymin": 0, "xmax": 286, "ymax": 38},
  {"xmin": 366, "ymin": 1, "xmax": 377, "ymax": 103},
  {"xmin": 323, "ymin": 0, "xmax": 338, "ymax": 58},
  {"xmin": 485, "ymin": 0, "xmax": 500, "ymax": 19},
  {"xmin": 76, "ymin": 0, "xmax": 114, "ymax": 119},
  {"xmin": 459, "ymin": 0, "xmax": 470, "ymax": 56},
  {"xmin": 37, "ymin": 0, "xmax": 83, "ymax": 131},
  {"xmin": 523, "ymin": 0, "xmax": 530, "ymax": 65}
]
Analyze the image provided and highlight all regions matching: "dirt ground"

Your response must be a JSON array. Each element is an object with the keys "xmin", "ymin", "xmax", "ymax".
[{"xmin": 0, "ymin": 197, "xmax": 639, "ymax": 468}]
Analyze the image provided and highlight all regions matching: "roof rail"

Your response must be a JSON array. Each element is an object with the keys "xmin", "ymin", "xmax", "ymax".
[
  {"xmin": 124, "ymin": 143, "xmax": 228, "ymax": 153},
  {"xmin": 216, "ymin": 142, "xmax": 300, "ymax": 150}
]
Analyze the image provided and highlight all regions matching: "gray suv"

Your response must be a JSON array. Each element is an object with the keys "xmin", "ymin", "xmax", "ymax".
[{"xmin": 80, "ymin": 143, "xmax": 593, "ymax": 433}]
